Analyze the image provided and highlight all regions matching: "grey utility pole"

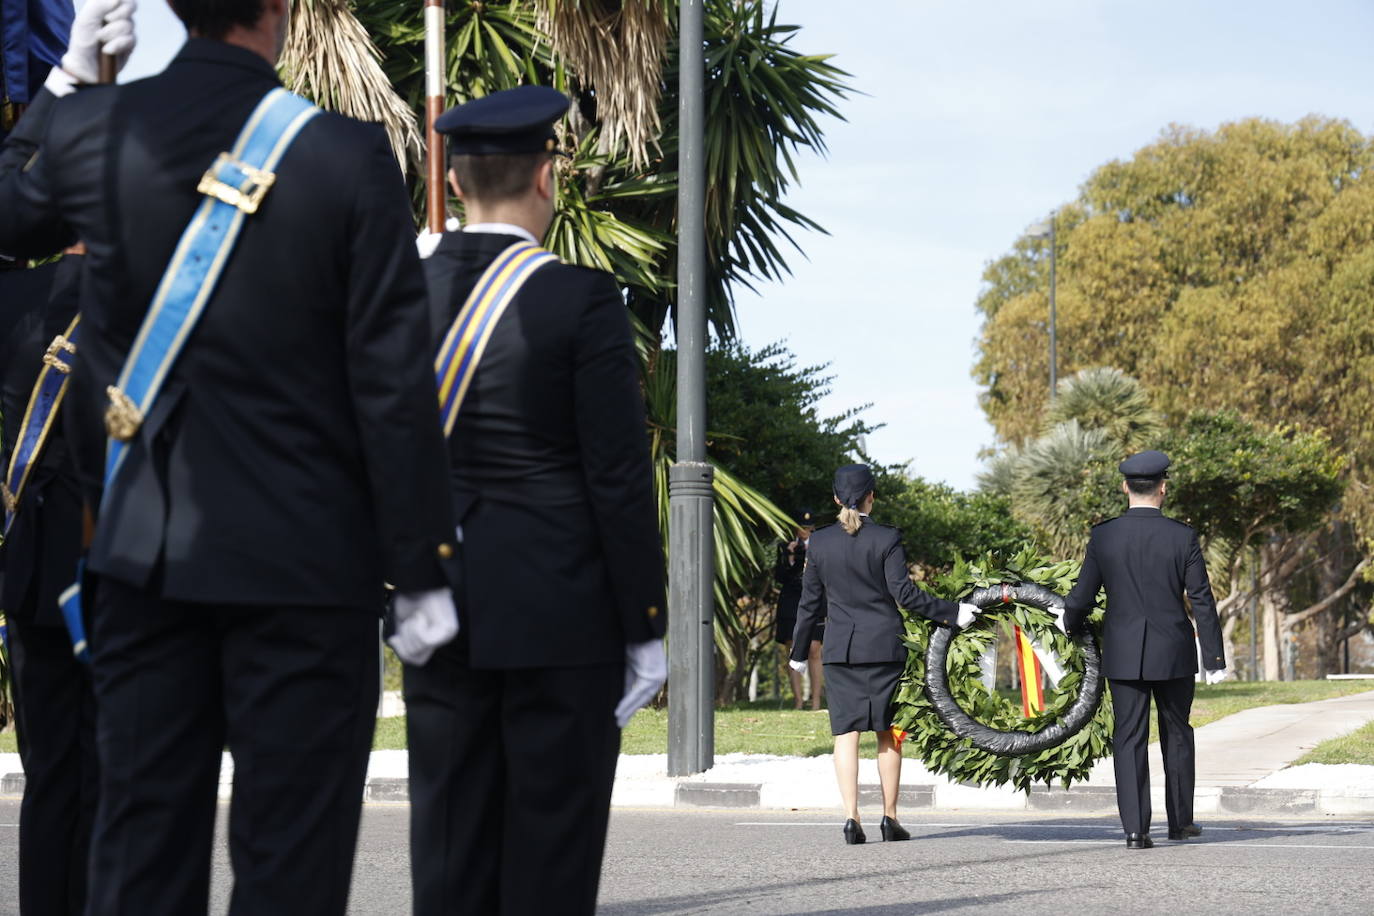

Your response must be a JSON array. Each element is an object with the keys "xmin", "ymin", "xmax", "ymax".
[
  {"xmin": 1027, "ymin": 214, "xmax": 1058, "ymax": 399},
  {"xmin": 667, "ymin": 0, "xmax": 715, "ymax": 778},
  {"xmin": 1048, "ymin": 214, "xmax": 1057, "ymax": 398}
]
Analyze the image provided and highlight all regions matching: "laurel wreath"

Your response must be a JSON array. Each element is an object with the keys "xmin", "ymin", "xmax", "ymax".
[{"xmin": 891, "ymin": 547, "xmax": 1114, "ymax": 791}]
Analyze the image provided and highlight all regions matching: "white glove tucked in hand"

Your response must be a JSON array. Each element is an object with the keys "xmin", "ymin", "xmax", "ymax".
[
  {"xmin": 416, "ymin": 217, "xmax": 462, "ymax": 259},
  {"xmin": 1204, "ymin": 667, "xmax": 1229, "ymax": 685},
  {"xmin": 46, "ymin": 0, "xmax": 137, "ymax": 96},
  {"xmin": 387, "ymin": 588, "xmax": 459, "ymax": 666},
  {"xmin": 1050, "ymin": 605, "xmax": 1070, "ymax": 635},
  {"xmin": 615, "ymin": 639, "xmax": 667, "ymax": 728},
  {"xmin": 788, "ymin": 659, "xmax": 807, "ymax": 673},
  {"xmin": 956, "ymin": 602, "xmax": 982, "ymax": 629}
]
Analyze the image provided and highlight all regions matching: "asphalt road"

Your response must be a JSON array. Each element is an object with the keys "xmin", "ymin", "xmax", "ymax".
[{"xmin": 0, "ymin": 801, "xmax": 1370, "ymax": 914}]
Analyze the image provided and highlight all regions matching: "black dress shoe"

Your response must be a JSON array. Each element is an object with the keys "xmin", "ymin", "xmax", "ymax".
[
  {"xmin": 1125, "ymin": 833, "xmax": 1153, "ymax": 849},
  {"xmin": 879, "ymin": 816, "xmax": 911, "ymax": 842},
  {"xmin": 1167, "ymin": 824, "xmax": 1202, "ymax": 840},
  {"xmin": 843, "ymin": 819, "xmax": 866, "ymax": 845}
]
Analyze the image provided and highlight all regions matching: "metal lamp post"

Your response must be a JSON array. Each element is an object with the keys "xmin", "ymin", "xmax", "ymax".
[
  {"xmin": 1026, "ymin": 214, "xmax": 1058, "ymax": 399},
  {"xmin": 667, "ymin": 0, "xmax": 715, "ymax": 778}
]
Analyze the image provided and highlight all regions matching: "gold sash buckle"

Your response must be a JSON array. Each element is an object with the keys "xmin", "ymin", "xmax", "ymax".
[
  {"xmin": 197, "ymin": 152, "xmax": 277, "ymax": 215},
  {"xmin": 104, "ymin": 386, "xmax": 143, "ymax": 442},
  {"xmin": 1, "ymin": 482, "xmax": 16, "ymax": 514},
  {"xmin": 43, "ymin": 334, "xmax": 77, "ymax": 374}
]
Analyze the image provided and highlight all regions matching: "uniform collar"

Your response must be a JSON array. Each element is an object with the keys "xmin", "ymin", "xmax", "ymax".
[
  {"xmin": 431, "ymin": 229, "xmax": 528, "ymax": 261},
  {"xmin": 463, "ymin": 222, "xmax": 539, "ymax": 245},
  {"xmin": 172, "ymin": 38, "xmax": 281, "ymax": 82},
  {"xmin": 1125, "ymin": 506, "xmax": 1164, "ymax": 516}
]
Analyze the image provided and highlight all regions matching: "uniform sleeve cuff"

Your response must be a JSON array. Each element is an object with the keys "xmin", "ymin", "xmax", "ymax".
[{"xmin": 43, "ymin": 68, "xmax": 79, "ymax": 98}]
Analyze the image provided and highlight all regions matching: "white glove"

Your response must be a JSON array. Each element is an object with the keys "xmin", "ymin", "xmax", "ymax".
[
  {"xmin": 387, "ymin": 588, "xmax": 459, "ymax": 666},
  {"xmin": 614, "ymin": 639, "xmax": 667, "ymax": 728},
  {"xmin": 1050, "ymin": 605, "xmax": 1070, "ymax": 635},
  {"xmin": 46, "ymin": 0, "xmax": 137, "ymax": 96},
  {"xmin": 788, "ymin": 659, "xmax": 807, "ymax": 673},
  {"xmin": 416, "ymin": 217, "xmax": 461, "ymax": 259},
  {"xmin": 956, "ymin": 602, "xmax": 982, "ymax": 629},
  {"xmin": 1204, "ymin": 667, "xmax": 1229, "ymax": 685}
]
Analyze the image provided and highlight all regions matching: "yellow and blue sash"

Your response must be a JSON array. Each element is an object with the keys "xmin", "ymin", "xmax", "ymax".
[
  {"xmin": 434, "ymin": 241, "xmax": 557, "ymax": 436},
  {"xmin": 102, "ymin": 87, "xmax": 321, "ymax": 492},
  {"xmin": 1, "ymin": 315, "xmax": 81, "ymax": 547}
]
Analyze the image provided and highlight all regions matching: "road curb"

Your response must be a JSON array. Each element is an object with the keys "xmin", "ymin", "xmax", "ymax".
[
  {"xmin": 637, "ymin": 781, "xmax": 1374, "ymax": 816},
  {"xmin": 3, "ymin": 772, "xmax": 1369, "ymax": 817}
]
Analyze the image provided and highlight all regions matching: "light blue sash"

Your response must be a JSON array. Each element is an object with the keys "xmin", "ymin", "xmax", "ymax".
[
  {"xmin": 63, "ymin": 88, "xmax": 320, "ymax": 663},
  {"xmin": 102, "ymin": 87, "xmax": 321, "ymax": 492}
]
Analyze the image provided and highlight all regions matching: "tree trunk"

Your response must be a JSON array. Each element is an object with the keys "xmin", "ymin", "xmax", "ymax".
[{"xmin": 1262, "ymin": 589, "xmax": 1283, "ymax": 681}]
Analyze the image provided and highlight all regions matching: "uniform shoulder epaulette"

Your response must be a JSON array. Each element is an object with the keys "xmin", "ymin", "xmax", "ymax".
[
  {"xmin": 1091, "ymin": 517, "xmax": 1115, "ymax": 528},
  {"xmin": 1161, "ymin": 515, "xmax": 1195, "ymax": 530}
]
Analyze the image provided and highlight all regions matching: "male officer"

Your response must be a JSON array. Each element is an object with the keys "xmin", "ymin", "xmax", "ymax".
[
  {"xmin": 1, "ymin": 253, "xmax": 97, "ymax": 915},
  {"xmin": 0, "ymin": 0, "xmax": 457, "ymax": 911},
  {"xmin": 1062, "ymin": 450, "xmax": 1226, "ymax": 849},
  {"xmin": 405, "ymin": 86, "xmax": 667, "ymax": 916}
]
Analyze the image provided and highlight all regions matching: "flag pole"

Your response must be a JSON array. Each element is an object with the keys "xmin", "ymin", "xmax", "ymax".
[{"xmin": 423, "ymin": 0, "xmax": 446, "ymax": 233}]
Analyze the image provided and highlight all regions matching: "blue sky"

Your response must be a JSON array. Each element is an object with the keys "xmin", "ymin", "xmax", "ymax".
[{"xmin": 117, "ymin": 0, "xmax": 1374, "ymax": 489}]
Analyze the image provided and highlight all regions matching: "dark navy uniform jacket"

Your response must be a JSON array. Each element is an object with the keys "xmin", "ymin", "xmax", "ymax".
[
  {"xmin": 1063, "ymin": 506, "xmax": 1225, "ymax": 680},
  {"xmin": 0, "ymin": 40, "xmax": 454, "ymax": 607},
  {"xmin": 423, "ymin": 230, "xmax": 665, "ymax": 669},
  {"xmin": 774, "ymin": 538, "xmax": 806, "ymax": 617},
  {"xmin": 0, "ymin": 258, "xmax": 81, "ymax": 627},
  {"xmin": 790, "ymin": 517, "xmax": 957, "ymax": 665}
]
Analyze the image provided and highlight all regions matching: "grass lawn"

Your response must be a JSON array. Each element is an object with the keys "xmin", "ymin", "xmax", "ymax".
[
  {"xmin": 1, "ymin": 679, "xmax": 1365, "ymax": 757},
  {"xmin": 1295, "ymin": 719, "xmax": 1374, "ymax": 766},
  {"xmin": 364, "ymin": 679, "xmax": 1374, "ymax": 753}
]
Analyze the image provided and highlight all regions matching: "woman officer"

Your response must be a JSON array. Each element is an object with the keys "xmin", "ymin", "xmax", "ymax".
[{"xmin": 790, "ymin": 464, "xmax": 979, "ymax": 844}]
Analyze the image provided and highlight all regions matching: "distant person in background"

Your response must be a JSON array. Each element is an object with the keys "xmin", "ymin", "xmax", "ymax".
[
  {"xmin": 775, "ymin": 509, "xmax": 822, "ymax": 709},
  {"xmin": 791, "ymin": 464, "xmax": 980, "ymax": 845}
]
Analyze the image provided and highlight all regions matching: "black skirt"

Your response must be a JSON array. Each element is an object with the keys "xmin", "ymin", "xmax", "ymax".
[{"xmin": 823, "ymin": 661, "xmax": 903, "ymax": 735}]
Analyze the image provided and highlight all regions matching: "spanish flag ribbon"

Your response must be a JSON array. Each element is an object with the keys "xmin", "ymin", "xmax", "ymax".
[
  {"xmin": 889, "ymin": 726, "xmax": 907, "ymax": 750},
  {"xmin": 1013, "ymin": 624, "xmax": 1045, "ymax": 716}
]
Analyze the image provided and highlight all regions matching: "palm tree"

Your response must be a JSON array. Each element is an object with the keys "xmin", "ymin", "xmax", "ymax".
[
  {"xmin": 1047, "ymin": 367, "xmax": 1163, "ymax": 452},
  {"xmin": 1011, "ymin": 420, "xmax": 1121, "ymax": 557}
]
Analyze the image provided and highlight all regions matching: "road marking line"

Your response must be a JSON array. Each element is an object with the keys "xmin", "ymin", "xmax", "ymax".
[
  {"xmin": 1004, "ymin": 840, "xmax": 1374, "ymax": 849},
  {"xmin": 734, "ymin": 821, "xmax": 1374, "ymax": 835}
]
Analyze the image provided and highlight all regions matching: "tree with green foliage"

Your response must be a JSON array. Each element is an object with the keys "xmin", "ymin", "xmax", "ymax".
[
  {"xmin": 974, "ymin": 117, "xmax": 1374, "ymax": 547},
  {"xmin": 973, "ymin": 116, "xmax": 1374, "ymax": 677},
  {"xmin": 876, "ymin": 472, "xmax": 1031, "ymax": 579}
]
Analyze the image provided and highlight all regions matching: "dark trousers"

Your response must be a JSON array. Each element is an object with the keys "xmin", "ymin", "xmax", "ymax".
[
  {"xmin": 404, "ymin": 643, "xmax": 623, "ymax": 916},
  {"xmin": 86, "ymin": 578, "xmax": 379, "ymax": 915},
  {"xmin": 9, "ymin": 614, "xmax": 98, "ymax": 916},
  {"xmin": 1108, "ymin": 677, "xmax": 1196, "ymax": 835}
]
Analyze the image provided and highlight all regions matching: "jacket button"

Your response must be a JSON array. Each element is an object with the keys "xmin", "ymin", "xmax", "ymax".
[
  {"xmin": 437, "ymin": 543, "xmax": 454, "ymax": 559},
  {"xmin": 647, "ymin": 606, "xmax": 659, "ymax": 619}
]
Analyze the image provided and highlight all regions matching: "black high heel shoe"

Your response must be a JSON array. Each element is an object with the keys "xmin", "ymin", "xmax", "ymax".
[
  {"xmin": 879, "ymin": 816, "xmax": 910, "ymax": 842},
  {"xmin": 842, "ymin": 818, "xmax": 866, "ymax": 845}
]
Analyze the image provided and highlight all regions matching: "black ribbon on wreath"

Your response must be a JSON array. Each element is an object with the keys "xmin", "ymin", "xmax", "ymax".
[{"xmin": 924, "ymin": 583, "xmax": 1105, "ymax": 757}]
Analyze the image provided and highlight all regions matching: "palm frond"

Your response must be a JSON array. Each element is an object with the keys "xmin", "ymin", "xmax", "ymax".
[
  {"xmin": 279, "ymin": 0, "xmax": 424, "ymax": 174},
  {"xmin": 535, "ymin": 0, "xmax": 672, "ymax": 169}
]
